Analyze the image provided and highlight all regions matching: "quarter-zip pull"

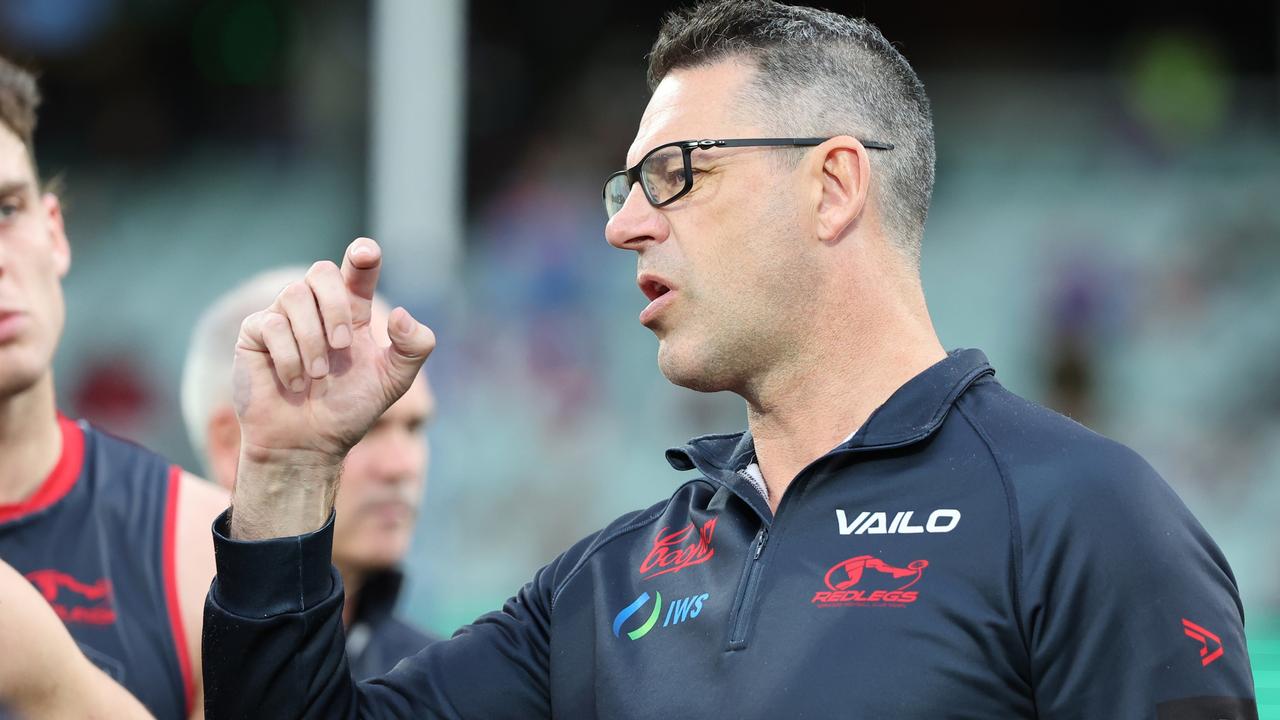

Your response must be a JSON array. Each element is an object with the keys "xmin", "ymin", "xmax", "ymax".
[{"xmin": 727, "ymin": 526, "xmax": 770, "ymax": 650}]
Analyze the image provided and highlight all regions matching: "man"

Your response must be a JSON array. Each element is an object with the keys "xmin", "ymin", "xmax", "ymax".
[
  {"xmin": 0, "ymin": 558, "xmax": 152, "ymax": 719},
  {"xmin": 202, "ymin": 2, "xmax": 1258, "ymax": 717},
  {"xmin": 181, "ymin": 267, "xmax": 437, "ymax": 678},
  {"xmin": 0, "ymin": 56, "xmax": 227, "ymax": 718}
]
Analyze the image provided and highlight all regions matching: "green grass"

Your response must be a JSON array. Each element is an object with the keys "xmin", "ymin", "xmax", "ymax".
[{"xmin": 1250, "ymin": 619, "xmax": 1280, "ymax": 719}]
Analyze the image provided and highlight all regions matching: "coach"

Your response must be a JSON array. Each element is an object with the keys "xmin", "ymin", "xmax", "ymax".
[{"xmin": 201, "ymin": 2, "xmax": 1257, "ymax": 717}]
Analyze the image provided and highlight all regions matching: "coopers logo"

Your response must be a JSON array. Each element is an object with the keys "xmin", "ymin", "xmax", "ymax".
[
  {"xmin": 639, "ymin": 517, "xmax": 717, "ymax": 579},
  {"xmin": 811, "ymin": 555, "xmax": 929, "ymax": 608},
  {"xmin": 612, "ymin": 591, "xmax": 710, "ymax": 640},
  {"xmin": 836, "ymin": 509, "xmax": 960, "ymax": 535}
]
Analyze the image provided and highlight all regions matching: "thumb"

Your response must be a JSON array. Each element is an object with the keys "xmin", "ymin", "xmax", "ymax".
[{"xmin": 382, "ymin": 306, "xmax": 435, "ymax": 389}]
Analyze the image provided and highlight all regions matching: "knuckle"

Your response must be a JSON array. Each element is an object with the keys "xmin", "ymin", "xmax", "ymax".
[
  {"xmin": 282, "ymin": 281, "xmax": 311, "ymax": 302},
  {"xmin": 262, "ymin": 311, "xmax": 290, "ymax": 332},
  {"xmin": 239, "ymin": 311, "xmax": 264, "ymax": 332},
  {"xmin": 308, "ymin": 260, "xmax": 338, "ymax": 278}
]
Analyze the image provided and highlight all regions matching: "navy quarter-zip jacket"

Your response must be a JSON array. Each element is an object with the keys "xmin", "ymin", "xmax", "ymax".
[{"xmin": 203, "ymin": 349, "xmax": 1257, "ymax": 719}]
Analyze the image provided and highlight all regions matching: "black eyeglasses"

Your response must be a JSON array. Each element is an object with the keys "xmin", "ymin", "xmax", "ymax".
[{"xmin": 602, "ymin": 137, "xmax": 894, "ymax": 218}]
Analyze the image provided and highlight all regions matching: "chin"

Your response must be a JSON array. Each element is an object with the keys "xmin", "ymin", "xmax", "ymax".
[
  {"xmin": 656, "ymin": 340, "xmax": 735, "ymax": 394},
  {"xmin": 0, "ymin": 350, "xmax": 50, "ymax": 399},
  {"xmin": 345, "ymin": 547, "xmax": 406, "ymax": 573}
]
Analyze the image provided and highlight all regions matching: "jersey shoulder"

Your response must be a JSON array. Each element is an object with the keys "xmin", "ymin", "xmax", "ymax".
[{"xmin": 954, "ymin": 376, "xmax": 1178, "ymax": 517}]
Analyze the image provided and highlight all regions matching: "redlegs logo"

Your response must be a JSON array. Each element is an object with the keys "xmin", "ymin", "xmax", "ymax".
[
  {"xmin": 25, "ymin": 569, "xmax": 116, "ymax": 625},
  {"xmin": 639, "ymin": 517, "xmax": 717, "ymax": 579},
  {"xmin": 812, "ymin": 555, "xmax": 929, "ymax": 607}
]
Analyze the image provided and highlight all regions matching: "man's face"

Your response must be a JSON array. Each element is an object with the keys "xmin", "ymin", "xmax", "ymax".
[
  {"xmin": 0, "ymin": 125, "xmax": 68, "ymax": 399},
  {"xmin": 331, "ymin": 372, "xmax": 434, "ymax": 574},
  {"xmin": 604, "ymin": 60, "xmax": 822, "ymax": 394}
]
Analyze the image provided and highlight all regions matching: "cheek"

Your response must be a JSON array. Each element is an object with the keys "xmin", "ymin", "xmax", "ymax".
[
  {"xmin": 332, "ymin": 467, "xmax": 371, "ymax": 512},
  {"xmin": 18, "ymin": 241, "xmax": 65, "ymax": 300}
]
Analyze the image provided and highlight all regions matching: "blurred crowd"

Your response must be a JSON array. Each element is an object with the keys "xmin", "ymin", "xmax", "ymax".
[{"xmin": 2, "ymin": 0, "xmax": 1276, "ymax": 680}]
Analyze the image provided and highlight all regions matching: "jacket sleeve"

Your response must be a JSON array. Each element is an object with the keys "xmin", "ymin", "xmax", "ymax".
[
  {"xmin": 1018, "ymin": 446, "xmax": 1257, "ymax": 719},
  {"xmin": 202, "ymin": 511, "xmax": 555, "ymax": 719}
]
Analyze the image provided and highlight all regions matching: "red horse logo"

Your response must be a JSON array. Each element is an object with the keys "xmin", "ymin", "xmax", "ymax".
[
  {"xmin": 25, "ymin": 570, "xmax": 116, "ymax": 625},
  {"xmin": 823, "ymin": 555, "xmax": 929, "ymax": 592}
]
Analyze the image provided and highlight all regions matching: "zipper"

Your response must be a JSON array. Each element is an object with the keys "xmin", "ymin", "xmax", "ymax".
[
  {"xmin": 717, "ymin": 445, "xmax": 875, "ymax": 651},
  {"xmin": 719, "ymin": 449, "xmax": 844, "ymax": 651},
  {"xmin": 726, "ymin": 525, "xmax": 769, "ymax": 650}
]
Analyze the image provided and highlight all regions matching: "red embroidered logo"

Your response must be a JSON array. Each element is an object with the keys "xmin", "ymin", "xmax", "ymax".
[
  {"xmin": 1181, "ymin": 618, "xmax": 1224, "ymax": 666},
  {"xmin": 811, "ymin": 555, "xmax": 929, "ymax": 607},
  {"xmin": 639, "ymin": 517, "xmax": 717, "ymax": 579},
  {"xmin": 25, "ymin": 570, "xmax": 116, "ymax": 625}
]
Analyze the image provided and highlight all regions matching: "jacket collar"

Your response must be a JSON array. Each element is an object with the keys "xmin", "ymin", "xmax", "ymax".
[
  {"xmin": 352, "ymin": 568, "xmax": 406, "ymax": 626},
  {"xmin": 666, "ymin": 348, "xmax": 994, "ymax": 487}
]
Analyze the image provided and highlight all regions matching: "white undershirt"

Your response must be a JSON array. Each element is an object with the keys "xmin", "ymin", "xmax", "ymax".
[{"xmin": 740, "ymin": 429, "xmax": 859, "ymax": 502}]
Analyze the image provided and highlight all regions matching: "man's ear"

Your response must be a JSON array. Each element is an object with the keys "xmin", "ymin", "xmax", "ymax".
[
  {"xmin": 206, "ymin": 407, "xmax": 242, "ymax": 493},
  {"xmin": 42, "ymin": 193, "xmax": 70, "ymax": 278},
  {"xmin": 812, "ymin": 137, "xmax": 871, "ymax": 244}
]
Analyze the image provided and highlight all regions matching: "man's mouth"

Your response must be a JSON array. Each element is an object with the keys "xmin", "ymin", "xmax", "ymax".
[
  {"xmin": 637, "ymin": 274, "xmax": 676, "ymax": 326},
  {"xmin": 639, "ymin": 277, "xmax": 671, "ymax": 302},
  {"xmin": 0, "ymin": 309, "xmax": 28, "ymax": 344}
]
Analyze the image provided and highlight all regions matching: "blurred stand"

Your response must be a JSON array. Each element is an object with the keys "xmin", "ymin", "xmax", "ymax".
[{"xmin": 1, "ymin": 0, "xmax": 1277, "ymax": 704}]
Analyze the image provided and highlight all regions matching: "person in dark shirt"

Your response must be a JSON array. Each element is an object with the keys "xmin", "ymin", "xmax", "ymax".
[
  {"xmin": 181, "ymin": 267, "xmax": 437, "ymax": 678},
  {"xmin": 201, "ymin": 2, "xmax": 1257, "ymax": 717},
  {"xmin": 0, "ymin": 55, "xmax": 227, "ymax": 719}
]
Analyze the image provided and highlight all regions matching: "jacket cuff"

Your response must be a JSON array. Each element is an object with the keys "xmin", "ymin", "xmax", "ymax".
[{"xmin": 209, "ymin": 509, "xmax": 337, "ymax": 618}]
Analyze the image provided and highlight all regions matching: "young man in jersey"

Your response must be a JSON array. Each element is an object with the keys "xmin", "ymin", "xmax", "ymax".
[
  {"xmin": 201, "ymin": 2, "xmax": 1258, "ymax": 717},
  {"xmin": 0, "ymin": 56, "xmax": 227, "ymax": 719},
  {"xmin": 0, "ymin": 558, "xmax": 152, "ymax": 719},
  {"xmin": 181, "ymin": 267, "xmax": 437, "ymax": 678}
]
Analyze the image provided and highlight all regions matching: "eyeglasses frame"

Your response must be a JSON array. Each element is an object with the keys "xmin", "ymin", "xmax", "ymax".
[{"xmin": 603, "ymin": 136, "xmax": 895, "ymax": 217}]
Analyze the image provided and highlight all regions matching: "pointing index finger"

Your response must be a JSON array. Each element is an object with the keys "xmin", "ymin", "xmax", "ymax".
[{"xmin": 342, "ymin": 237, "xmax": 382, "ymax": 327}]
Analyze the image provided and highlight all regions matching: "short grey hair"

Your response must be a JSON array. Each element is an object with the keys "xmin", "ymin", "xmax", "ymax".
[
  {"xmin": 180, "ymin": 267, "xmax": 308, "ymax": 470},
  {"xmin": 647, "ymin": 0, "xmax": 935, "ymax": 267}
]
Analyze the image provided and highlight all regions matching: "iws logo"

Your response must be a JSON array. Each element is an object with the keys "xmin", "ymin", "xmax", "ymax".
[
  {"xmin": 811, "ymin": 555, "xmax": 928, "ymax": 608},
  {"xmin": 836, "ymin": 509, "xmax": 960, "ymax": 535},
  {"xmin": 612, "ymin": 591, "xmax": 710, "ymax": 640},
  {"xmin": 639, "ymin": 517, "xmax": 717, "ymax": 579},
  {"xmin": 25, "ymin": 570, "xmax": 116, "ymax": 625}
]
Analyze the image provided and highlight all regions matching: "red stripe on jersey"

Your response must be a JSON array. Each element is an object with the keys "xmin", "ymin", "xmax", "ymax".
[{"xmin": 163, "ymin": 465, "xmax": 196, "ymax": 716}]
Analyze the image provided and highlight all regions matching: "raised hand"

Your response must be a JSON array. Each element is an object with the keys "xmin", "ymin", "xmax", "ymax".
[{"xmin": 228, "ymin": 238, "xmax": 435, "ymax": 539}]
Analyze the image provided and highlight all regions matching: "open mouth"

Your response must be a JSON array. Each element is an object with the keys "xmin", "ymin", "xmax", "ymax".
[
  {"xmin": 0, "ymin": 310, "xmax": 27, "ymax": 343},
  {"xmin": 639, "ymin": 278, "xmax": 671, "ymax": 302}
]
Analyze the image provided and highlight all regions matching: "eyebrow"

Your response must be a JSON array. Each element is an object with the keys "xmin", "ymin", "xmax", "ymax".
[{"xmin": 0, "ymin": 180, "xmax": 33, "ymax": 197}]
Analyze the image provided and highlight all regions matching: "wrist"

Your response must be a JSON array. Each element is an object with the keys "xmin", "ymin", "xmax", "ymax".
[
  {"xmin": 237, "ymin": 437, "xmax": 346, "ymax": 468},
  {"xmin": 230, "ymin": 453, "xmax": 342, "ymax": 540}
]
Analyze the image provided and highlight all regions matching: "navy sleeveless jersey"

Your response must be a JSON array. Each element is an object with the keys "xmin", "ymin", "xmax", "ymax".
[{"xmin": 0, "ymin": 416, "xmax": 193, "ymax": 719}]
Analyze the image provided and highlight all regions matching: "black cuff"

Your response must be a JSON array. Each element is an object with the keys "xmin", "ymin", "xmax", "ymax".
[{"xmin": 209, "ymin": 509, "xmax": 338, "ymax": 618}]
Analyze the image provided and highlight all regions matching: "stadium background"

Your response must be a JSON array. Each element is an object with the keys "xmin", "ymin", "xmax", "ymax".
[{"xmin": 1, "ymin": 0, "xmax": 1277, "ymax": 710}]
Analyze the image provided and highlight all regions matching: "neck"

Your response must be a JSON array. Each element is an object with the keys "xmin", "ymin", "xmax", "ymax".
[
  {"xmin": 0, "ymin": 373, "xmax": 62, "ymax": 505},
  {"xmin": 337, "ymin": 561, "xmax": 368, "ymax": 628},
  {"xmin": 743, "ymin": 278, "xmax": 946, "ymax": 512}
]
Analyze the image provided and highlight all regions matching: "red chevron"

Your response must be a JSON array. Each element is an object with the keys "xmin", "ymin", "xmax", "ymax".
[{"xmin": 1181, "ymin": 618, "xmax": 1224, "ymax": 667}]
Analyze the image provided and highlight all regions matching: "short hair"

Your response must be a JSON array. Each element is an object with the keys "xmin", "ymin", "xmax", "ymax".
[
  {"xmin": 180, "ymin": 267, "xmax": 392, "ymax": 471},
  {"xmin": 0, "ymin": 55, "xmax": 41, "ymax": 176},
  {"xmin": 647, "ymin": 0, "xmax": 936, "ymax": 267}
]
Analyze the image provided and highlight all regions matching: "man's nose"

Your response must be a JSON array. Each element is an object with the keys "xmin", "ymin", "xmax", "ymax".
[{"xmin": 605, "ymin": 183, "xmax": 667, "ymax": 252}]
